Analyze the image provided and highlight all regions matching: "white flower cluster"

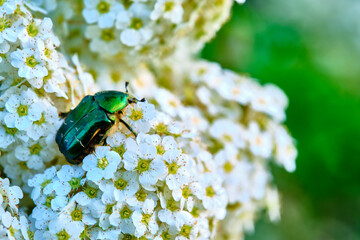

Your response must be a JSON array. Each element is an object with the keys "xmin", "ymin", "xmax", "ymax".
[
  {"xmin": 147, "ymin": 59, "xmax": 297, "ymax": 238},
  {"xmin": 0, "ymin": 0, "xmax": 297, "ymax": 239},
  {"xmin": 28, "ymin": 0, "xmax": 236, "ymax": 71},
  {"xmin": 0, "ymin": 0, "xmax": 94, "ymax": 191},
  {"xmin": 0, "ymin": 177, "xmax": 32, "ymax": 240},
  {"xmin": 28, "ymin": 102, "xmax": 228, "ymax": 239}
]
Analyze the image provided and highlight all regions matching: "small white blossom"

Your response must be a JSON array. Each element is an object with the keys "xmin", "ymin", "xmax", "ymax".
[
  {"xmin": 132, "ymin": 198, "xmax": 158, "ymax": 237},
  {"xmin": 82, "ymin": 146, "xmax": 121, "ymax": 182},
  {"xmin": 82, "ymin": 0, "xmax": 123, "ymax": 28},
  {"xmin": 123, "ymin": 141, "xmax": 167, "ymax": 190},
  {"xmin": 10, "ymin": 45, "xmax": 48, "ymax": 79},
  {"xmin": 151, "ymin": 0, "xmax": 184, "ymax": 24}
]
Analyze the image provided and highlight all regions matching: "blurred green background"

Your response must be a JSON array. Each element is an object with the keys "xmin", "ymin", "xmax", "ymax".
[{"xmin": 202, "ymin": 0, "xmax": 360, "ymax": 239}]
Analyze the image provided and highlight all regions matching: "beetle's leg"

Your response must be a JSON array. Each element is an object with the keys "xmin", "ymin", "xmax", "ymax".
[
  {"xmin": 119, "ymin": 118, "xmax": 137, "ymax": 137},
  {"xmin": 59, "ymin": 111, "xmax": 70, "ymax": 119}
]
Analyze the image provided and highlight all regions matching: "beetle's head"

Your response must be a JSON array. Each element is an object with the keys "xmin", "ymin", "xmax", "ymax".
[
  {"xmin": 128, "ymin": 95, "xmax": 146, "ymax": 104},
  {"xmin": 125, "ymin": 82, "xmax": 145, "ymax": 104}
]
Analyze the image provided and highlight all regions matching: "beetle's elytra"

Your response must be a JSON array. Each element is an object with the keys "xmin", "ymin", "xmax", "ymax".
[{"xmin": 56, "ymin": 86, "xmax": 144, "ymax": 164}]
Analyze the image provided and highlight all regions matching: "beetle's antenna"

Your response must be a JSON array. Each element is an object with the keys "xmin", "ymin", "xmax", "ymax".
[{"xmin": 125, "ymin": 82, "xmax": 129, "ymax": 93}]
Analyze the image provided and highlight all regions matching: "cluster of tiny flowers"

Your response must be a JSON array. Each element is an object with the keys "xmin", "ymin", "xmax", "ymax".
[
  {"xmin": 0, "ymin": 177, "xmax": 33, "ymax": 240},
  {"xmin": 0, "ymin": 0, "xmax": 298, "ymax": 239},
  {"xmin": 28, "ymin": 102, "xmax": 228, "ymax": 239},
  {"xmin": 145, "ymin": 59, "xmax": 297, "ymax": 238},
  {"xmin": 26, "ymin": 0, "xmax": 244, "ymax": 81},
  {"xmin": 0, "ymin": 1, "xmax": 94, "ymax": 191}
]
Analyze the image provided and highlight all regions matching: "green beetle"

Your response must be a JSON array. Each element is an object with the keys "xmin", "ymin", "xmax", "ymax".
[{"xmin": 55, "ymin": 83, "xmax": 144, "ymax": 164}]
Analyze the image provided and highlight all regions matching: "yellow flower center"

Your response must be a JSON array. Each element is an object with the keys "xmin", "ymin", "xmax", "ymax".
[
  {"xmin": 30, "ymin": 143, "xmax": 42, "ymax": 155},
  {"xmin": 141, "ymin": 213, "xmax": 151, "ymax": 224},
  {"xmin": 27, "ymin": 22, "xmax": 38, "ymax": 37},
  {"xmin": 137, "ymin": 159, "xmax": 150, "ymax": 173},
  {"xmin": 97, "ymin": 1, "xmax": 110, "ymax": 14},
  {"xmin": 26, "ymin": 56, "xmax": 38, "ymax": 68},
  {"xmin": 114, "ymin": 178, "xmax": 128, "ymax": 190},
  {"xmin": 4, "ymin": 125, "xmax": 18, "ymax": 135},
  {"xmin": 164, "ymin": 2, "xmax": 174, "ymax": 12},
  {"xmin": 105, "ymin": 203, "xmax": 115, "ymax": 214},
  {"xmin": 130, "ymin": 18, "xmax": 143, "ymax": 30},
  {"xmin": 120, "ymin": 206, "xmax": 132, "ymax": 219},
  {"xmin": 110, "ymin": 71, "xmax": 121, "ymax": 82},
  {"xmin": 71, "ymin": 209, "xmax": 83, "ymax": 221},
  {"xmin": 34, "ymin": 114, "xmax": 45, "ymax": 125},
  {"xmin": 112, "ymin": 144, "xmax": 125, "ymax": 158},
  {"xmin": 17, "ymin": 104, "xmax": 28, "ymax": 117},
  {"xmin": 44, "ymin": 195, "xmax": 54, "ymax": 208},
  {"xmin": 97, "ymin": 157, "xmax": 109, "ymax": 169},
  {"xmin": 85, "ymin": 186, "xmax": 98, "ymax": 198},
  {"xmin": 156, "ymin": 145, "xmax": 165, "ymax": 155},
  {"xmin": 223, "ymin": 162, "xmax": 234, "ymax": 173},
  {"xmin": 206, "ymin": 186, "xmax": 216, "ymax": 197},
  {"xmin": 182, "ymin": 186, "xmax": 191, "ymax": 199},
  {"xmin": 101, "ymin": 28, "xmax": 115, "ymax": 42},
  {"xmin": 223, "ymin": 134, "xmax": 232, "ymax": 142},
  {"xmin": 161, "ymin": 231, "xmax": 172, "ymax": 240},
  {"xmin": 56, "ymin": 229, "xmax": 70, "ymax": 240},
  {"xmin": 135, "ymin": 189, "xmax": 147, "ymax": 202},
  {"xmin": 130, "ymin": 109, "xmax": 143, "ymax": 121},
  {"xmin": 180, "ymin": 225, "xmax": 192, "ymax": 238},
  {"xmin": 155, "ymin": 123, "xmax": 168, "ymax": 134},
  {"xmin": 167, "ymin": 162, "xmax": 179, "ymax": 175}
]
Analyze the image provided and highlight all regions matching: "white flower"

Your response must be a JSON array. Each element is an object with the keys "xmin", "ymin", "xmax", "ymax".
[
  {"xmin": 125, "ymin": 102, "xmax": 155, "ymax": 134},
  {"xmin": 109, "ymin": 202, "xmax": 135, "ymax": 234},
  {"xmin": 217, "ymin": 76, "xmax": 254, "ymax": 105},
  {"xmin": 126, "ymin": 187, "xmax": 158, "ymax": 209},
  {"xmin": 14, "ymin": 138, "xmax": 57, "ymax": 170},
  {"xmin": 18, "ymin": 18, "xmax": 53, "ymax": 44},
  {"xmin": 0, "ymin": 177, "xmax": 23, "ymax": 212},
  {"xmin": 0, "ymin": 0, "xmax": 21, "ymax": 14},
  {"xmin": 85, "ymin": 25, "xmax": 122, "ymax": 56},
  {"xmin": 132, "ymin": 198, "xmax": 158, "ymax": 237},
  {"xmin": 163, "ymin": 149, "xmax": 192, "ymax": 191},
  {"xmin": 197, "ymin": 173, "xmax": 227, "ymax": 219},
  {"xmin": 151, "ymin": 0, "xmax": 184, "ymax": 24},
  {"xmin": 154, "ymin": 88, "xmax": 182, "ymax": 117},
  {"xmin": 209, "ymin": 119, "xmax": 245, "ymax": 149},
  {"xmin": 53, "ymin": 165, "xmax": 85, "ymax": 196},
  {"xmin": 247, "ymin": 121, "xmax": 272, "ymax": 158},
  {"xmin": 109, "ymin": 170, "xmax": 139, "ymax": 202},
  {"xmin": 178, "ymin": 107, "xmax": 208, "ymax": 133},
  {"xmin": 273, "ymin": 124, "xmax": 297, "ymax": 172},
  {"xmin": 44, "ymin": 217, "xmax": 83, "ymax": 240},
  {"xmin": 28, "ymin": 166, "xmax": 57, "ymax": 201},
  {"xmin": 0, "ymin": 16, "xmax": 20, "ymax": 43},
  {"xmin": 174, "ymin": 211, "xmax": 199, "ymax": 240},
  {"xmin": 26, "ymin": 103, "xmax": 60, "ymax": 141},
  {"xmin": 10, "ymin": 46, "xmax": 48, "ymax": 79},
  {"xmin": 0, "ymin": 113, "xmax": 29, "ymax": 148},
  {"xmin": 4, "ymin": 89, "xmax": 42, "ymax": 131},
  {"xmin": 265, "ymin": 188, "xmax": 280, "ymax": 222},
  {"xmin": 123, "ymin": 141, "xmax": 167, "ymax": 190},
  {"xmin": 115, "ymin": 3, "xmax": 152, "ymax": 47},
  {"xmin": 59, "ymin": 201, "xmax": 97, "ymax": 231},
  {"xmin": 82, "ymin": 146, "xmax": 121, "ymax": 182},
  {"xmin": 172, "ymin": 181, "xmax": 201, "ymax": 211},
  {"xmin": 106, "ymin": 132, "xmax": 137, "ymax": 158},
  {"xmin": 82, "ymin": 0, "xmax": 123, "ymax": 28}
]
